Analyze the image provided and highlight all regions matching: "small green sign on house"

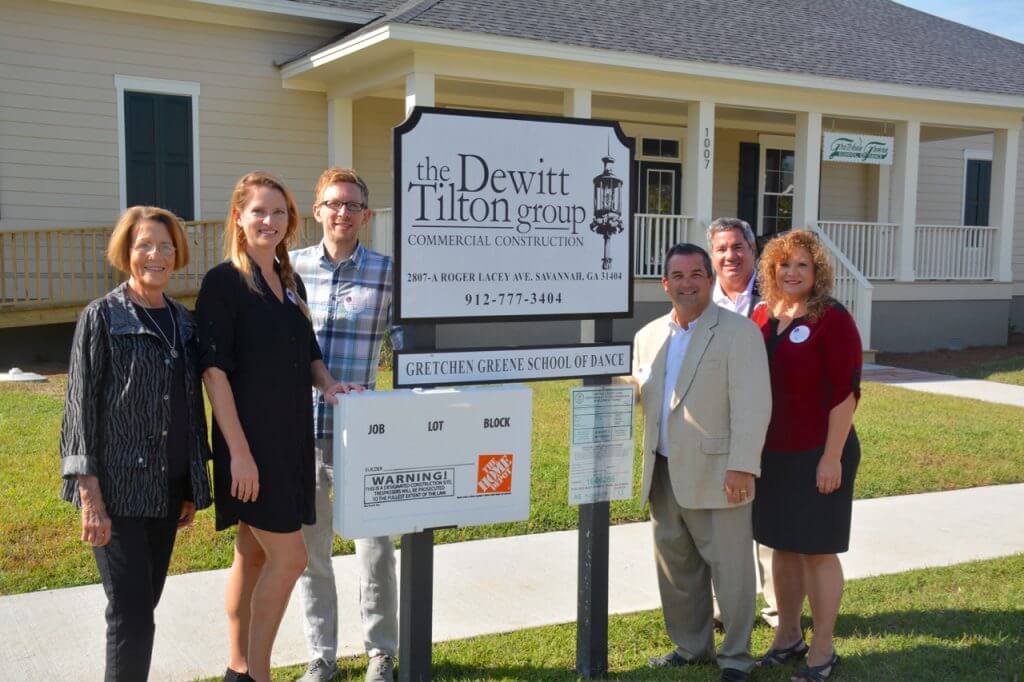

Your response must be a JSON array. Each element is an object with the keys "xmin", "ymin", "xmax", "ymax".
[{"xmin": 823, "ymin": 132, "xmax": 894, "ymax": 165}]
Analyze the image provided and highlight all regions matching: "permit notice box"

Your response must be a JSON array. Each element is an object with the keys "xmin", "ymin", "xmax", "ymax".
[{"xmin": 332, "ymin": 385, "xmax": 533, "ymax": 538}]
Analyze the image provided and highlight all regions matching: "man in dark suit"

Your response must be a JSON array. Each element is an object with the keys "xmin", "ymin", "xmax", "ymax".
[{"xmin": 707, "ymin": 217, "xmax": 776, "ymax": 628}]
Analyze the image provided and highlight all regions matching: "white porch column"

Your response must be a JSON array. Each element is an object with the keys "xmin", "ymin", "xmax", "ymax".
[
  {"xmin": 991, "ymin": 126, "xmax": 1020, "ymax": 282},
  {"xmin": 684, "ymin": 101, "xmax": 715, "ymax": 238},
  {"xmin": 793, "ymin": 111, "xmax": 822, "ymax": 229},
  {"xmin": 891, "ymin": 120, "xmax": 921, "ymax": 282},
  {"xmin": 405, "ymin": 71, "xmax": 435, "ymax": 117},
  {"xmin": 327, "ymin": 96, "xmax": 353, "ymax": 167},
  {"xmin": 564, "ymin": 88, "xmax": 595, "ymax": 343}
]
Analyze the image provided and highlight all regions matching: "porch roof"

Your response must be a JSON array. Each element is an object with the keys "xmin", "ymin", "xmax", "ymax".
[{"xmin": 282, "ymin": 0, "xmax": 1024, "ymax": 99}]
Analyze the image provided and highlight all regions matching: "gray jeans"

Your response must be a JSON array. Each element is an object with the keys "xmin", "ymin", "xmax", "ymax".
[{"xmin": 297, "ymin": 439, "xmax": 398, "ymax": 661}]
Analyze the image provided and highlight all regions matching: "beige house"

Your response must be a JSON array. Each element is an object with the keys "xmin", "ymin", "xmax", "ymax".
[{"xmin": 2, "ymin": 0, "xmax": 1023, "ymax": 355}]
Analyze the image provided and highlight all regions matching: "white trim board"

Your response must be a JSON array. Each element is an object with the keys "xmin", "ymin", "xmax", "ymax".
[
  {"xmin": 195, "ymin": 0, "xmax": 377, "ymax": 24},
  {"xmin": 114, "ymin": 75, "xmax": 201, "ymax": 220}
]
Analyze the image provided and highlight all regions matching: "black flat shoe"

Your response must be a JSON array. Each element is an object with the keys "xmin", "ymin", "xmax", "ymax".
[
  {"xmin": 224, "ymin": 668, "xmax": 256, "ymax": 682},
  {"xmin": 792, "ymin": 650, "xmax": 840, "ymax": 681},
  {"xmin": 647, "ymin": 650, "xmax": 711, "ymax": 668},
  {"xmin": 756, "ymin": 637, "xmax": 809, "ymax": 666}
]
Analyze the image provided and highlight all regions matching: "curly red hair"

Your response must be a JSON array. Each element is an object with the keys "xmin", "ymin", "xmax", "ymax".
[{"xmin": 757, "ymin": 229, "xmax": 835, "ymax": 322}]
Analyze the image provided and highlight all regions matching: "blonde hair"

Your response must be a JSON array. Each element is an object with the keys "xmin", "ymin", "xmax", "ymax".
[
  {"xmin": 107, "ymin": 206, "xmax": 189, "ymax": 273},
  {"xmin": 224, "ymin": 171, "xmax": 308, "ymax": 318},
  {"xmin": 757, "ymin": 229, "xmax": 835, "ymax": 322},
  {"xmin": 314, "ymin": 167, "xmax": 369, "ymax": 207}
]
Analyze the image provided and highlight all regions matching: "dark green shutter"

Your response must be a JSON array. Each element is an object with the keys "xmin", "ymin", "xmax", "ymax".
[
  {"xmin": 737, "ymin": 142, "xmax": 759, "ymax": 229},
  {"xmin": 125, "ymin": 92, "xmax": 194, "ymax": 220},
  {"xmin": 963, "ymin": 159, "xmax": 991, "ymax": 226}
]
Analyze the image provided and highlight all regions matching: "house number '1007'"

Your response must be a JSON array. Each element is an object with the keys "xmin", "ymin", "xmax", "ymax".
[{"xmin": 703, "ymin": 128, "xmax": 712, "ymax": 169}]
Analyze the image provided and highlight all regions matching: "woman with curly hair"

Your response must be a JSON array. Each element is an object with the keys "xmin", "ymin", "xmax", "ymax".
[
  {"xmin": 749, "ymin": 229, "xmax": 861, "ymax": 682},
  {"xmin": 195, "ymin": 172, "xmax": 359, "ymax": 682}
]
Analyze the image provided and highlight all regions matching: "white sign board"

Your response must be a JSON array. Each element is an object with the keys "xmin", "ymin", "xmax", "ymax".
[
  {"xmin": 568, "ymin": 386, "xmax": 635, "ymax": 505},
  {"xmin": 332, "ymin": 385, "xmax": 532, "ymax": 538},
  {"xmin": 393, "ymin": 343, "xmax": 632, "ymax": 388},
  {"xmin": 395, "ymin": 108, "xmax": 633, "ymax": 322},
  {"xmin": 823, "ymin": 132, "xmax": 893, "ymax": 165}
]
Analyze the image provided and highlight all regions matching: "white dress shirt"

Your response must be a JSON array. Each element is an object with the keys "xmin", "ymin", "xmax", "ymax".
[
  {"xmin": 657, "ymin": 314, "xmax": 694, "ymax": 456},
  {"xmin": 713, "ymin": 274, "xmax": 755, "ymax": 317}
]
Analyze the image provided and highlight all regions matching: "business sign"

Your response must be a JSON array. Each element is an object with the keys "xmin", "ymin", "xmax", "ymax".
[
  {"xmin": 394, "ymin": 107, "xmax": 634, "ymax": 323},
  {"xmin": 332, "ymin": 385, "xmax": 532, "ymax": 538},
  {"xmin": 393, "ymin": 343, "xmax": 632, "ymax": 388},
  {"xmin": 568, "ymin": 386, "xmax": 635, "ymax": 505},
  {"xmin": 823, "ymin": 132, "xmax": 893, "ymax": 165}
]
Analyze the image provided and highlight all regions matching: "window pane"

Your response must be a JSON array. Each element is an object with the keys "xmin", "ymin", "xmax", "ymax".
[
  {"xmin": 766, "ymin": 149, "xmax": 780, "ymax": 173},
  {"xmin": 646, "ymin": 169, "xmax": 674, "ymax": 214},
  {"xmin": 642, "ymin": 139, "xmax": 660, "ymax": 157},
  {"xmin": 781, "ymin": 171, "xmax": 794, "ymax": 193},
  {"xmin": 778, "ymin": 196, "xmax": 792, "ymax": 230},
  {"xmin": 661, "ymin": 140, "xmax": 679, "ymax": 158},
  {"xmin": 781, "ymin": 151, "xmax": 795, "ymax": 173}
]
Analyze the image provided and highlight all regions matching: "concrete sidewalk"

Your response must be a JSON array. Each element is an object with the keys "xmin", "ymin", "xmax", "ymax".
[
  {"xmin": 2, "ymin": 484, "xmax": 1023, "ymax": 681},
  {"xmin": 864, "ymin": 363, "xmax": 1024, "ymax": 407}
]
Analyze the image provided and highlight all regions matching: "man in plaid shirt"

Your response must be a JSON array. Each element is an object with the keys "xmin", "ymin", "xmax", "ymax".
[{"xmin": 291, "ymin": 168, "xmax": 399, "ymax": 682}]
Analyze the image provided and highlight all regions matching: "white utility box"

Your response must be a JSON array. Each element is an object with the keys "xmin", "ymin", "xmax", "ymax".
[{"xmin": 332, "ymin": 384, "xmax": 533, "ymax": 538}]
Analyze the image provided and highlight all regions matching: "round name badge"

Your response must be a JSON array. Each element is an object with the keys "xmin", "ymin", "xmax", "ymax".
[
  {"xmin": 342, "ymin": 288, "xmax": 369, "ymax": 316},
  {"xmin": 789, "ymin": 325, "xmax": 811, "ymax": 344}
]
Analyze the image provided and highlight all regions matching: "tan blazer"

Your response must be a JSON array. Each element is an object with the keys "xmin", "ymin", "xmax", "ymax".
[{"xmin": 631, "ymin": 303, "xmax": 771, "ymax": 510}]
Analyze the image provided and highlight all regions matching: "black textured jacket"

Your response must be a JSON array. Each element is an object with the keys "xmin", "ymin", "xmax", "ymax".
[{"xmin": 60, "ymin": 283, "xmax": 213, "ymax": 517}]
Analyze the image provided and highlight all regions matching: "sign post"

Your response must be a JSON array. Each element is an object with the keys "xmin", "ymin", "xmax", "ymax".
[
  {"xmin": 390, "ymin": 107, "xmax": 634, "ymax": 680},
  {"xmin": 576, "ymin": 318, "xmax": 616, "ymax": 679},
  {"xmin": 399, "ymin": 322, "xmax": 435, "ymax": 682}
]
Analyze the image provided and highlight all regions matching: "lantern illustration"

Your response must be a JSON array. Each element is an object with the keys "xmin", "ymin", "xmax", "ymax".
[{"xmin": 590, "ymin": 145, "xmax": 624, "ymax": 270}]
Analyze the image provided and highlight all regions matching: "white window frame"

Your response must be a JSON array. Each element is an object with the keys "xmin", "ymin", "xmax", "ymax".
[
  {"xmin": 961, "ymin": 148, "xmax": 993, "ymax": 227},
  {"xmin": 115, "ymin": 75, "xmax": 201, "ymax": 219},
  {"xmin": 757, "ymin": 134, "xmax": 795, "ymax": 235},
  {"xmin": 643, "ymin": 166, "xmax": 679, "ymax": 214}
]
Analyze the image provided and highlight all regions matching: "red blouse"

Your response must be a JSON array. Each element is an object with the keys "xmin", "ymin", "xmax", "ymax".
[{"xmin": 751, "ymin": 301, "xmax": 862, "ymax": 452}]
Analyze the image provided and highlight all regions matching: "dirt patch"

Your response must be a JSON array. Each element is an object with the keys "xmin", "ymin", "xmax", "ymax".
[{"xmin": 877, "ymin": 333, "xmax": 1024, "ymax": 373}]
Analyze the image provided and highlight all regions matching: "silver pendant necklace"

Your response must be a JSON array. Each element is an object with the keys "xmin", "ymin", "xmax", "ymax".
[{"xmin": 132, "ymin": 291, "xmax": 178, "ymax": 358}]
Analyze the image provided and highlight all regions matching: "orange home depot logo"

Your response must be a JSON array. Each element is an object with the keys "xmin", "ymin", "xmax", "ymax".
[{"xmin": 476, "ymin": 454, "xmax": 514, "ymax": 494}]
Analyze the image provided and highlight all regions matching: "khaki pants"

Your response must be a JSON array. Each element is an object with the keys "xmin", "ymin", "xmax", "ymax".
[
  {"xmin": 648, "ymin": 456, "xmax": 756, "ymax": 673},
  {"xmin": 714, "ymin": 543, "xmax": 778, "ymax": 626}
]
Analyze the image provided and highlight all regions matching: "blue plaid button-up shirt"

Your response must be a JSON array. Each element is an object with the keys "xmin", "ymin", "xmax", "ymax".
[{"xmin": 291, "ymin": 241, "xmax": 398, "ymax": 439}]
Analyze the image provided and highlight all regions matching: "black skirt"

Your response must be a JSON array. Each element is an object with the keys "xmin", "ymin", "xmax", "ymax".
[{"xmin": 753, "ymin": 430, "xmax": 860, "ymax": 555}]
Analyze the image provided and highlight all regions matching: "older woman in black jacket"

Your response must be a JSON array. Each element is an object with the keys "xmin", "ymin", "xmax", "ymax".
[{"xmin": 60, "ymin": 205, "xmax": 212, "ymax": 681}]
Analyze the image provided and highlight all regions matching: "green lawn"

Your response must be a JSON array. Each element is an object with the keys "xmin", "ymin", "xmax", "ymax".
[
  {"xmin": 215, "ymin": 554, "xmax": 1024, "ymax": 681},
  {"xmin": 940, "ymin": 355, "xmax": 1024, "ymax": 386},
  {"xmin": 2, "ymin": 377, "xmax": 1023, "ymax": 595}
]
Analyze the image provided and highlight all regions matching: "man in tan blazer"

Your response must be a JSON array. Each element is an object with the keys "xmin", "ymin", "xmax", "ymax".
[{"xmin": 633, "ymin": 243, "xmax": 771, "ymax": 682}]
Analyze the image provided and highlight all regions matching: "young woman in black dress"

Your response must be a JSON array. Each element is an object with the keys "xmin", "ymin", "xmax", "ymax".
[{"xmin": 196, "ymin": 172, "xmax": 360, "ymax": 682}]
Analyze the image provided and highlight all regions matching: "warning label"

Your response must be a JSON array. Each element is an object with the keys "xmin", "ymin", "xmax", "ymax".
[
  {"xmin": 363, "ymin": 468, "xmax": 455, "ymax": 505},
  {"xmin": 476, "ymin": 454, "xmax": 514, "ymax": 494}
]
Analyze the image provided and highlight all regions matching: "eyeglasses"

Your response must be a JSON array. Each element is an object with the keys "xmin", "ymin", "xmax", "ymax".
[
  {"xmin": 133, "ymin": 242, "xmax": 176, "ymax": 256},
  {"xmin": 319, "ymin": 200, "xmax": 367, "ymax": 214}
]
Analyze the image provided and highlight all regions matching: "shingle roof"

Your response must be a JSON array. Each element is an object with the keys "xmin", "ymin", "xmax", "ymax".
[{"xmin": 285, "ymin": 0, "xmax": 1024, "ymax": 98}]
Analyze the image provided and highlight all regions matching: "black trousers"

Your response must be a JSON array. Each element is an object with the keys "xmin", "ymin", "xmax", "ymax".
[{"xmin": 92, "ymin": 491, "xmax": 183, "ymax": 681}]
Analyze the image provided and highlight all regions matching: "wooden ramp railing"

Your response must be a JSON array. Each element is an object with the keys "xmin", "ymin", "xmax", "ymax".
[{"xmin": 0, "ymin": 217, "xmax": 322, "ymax": 328}]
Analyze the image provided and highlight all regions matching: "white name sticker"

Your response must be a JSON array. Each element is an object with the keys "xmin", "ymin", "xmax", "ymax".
[{"xmin": 789, "ymin": 325, "xmax": 811, "ymax": 344}]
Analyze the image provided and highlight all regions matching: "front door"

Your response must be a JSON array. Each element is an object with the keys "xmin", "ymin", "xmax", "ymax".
[{"xmin": 636, "ymin": 160, "xmax": 682, "ymax": 215}]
